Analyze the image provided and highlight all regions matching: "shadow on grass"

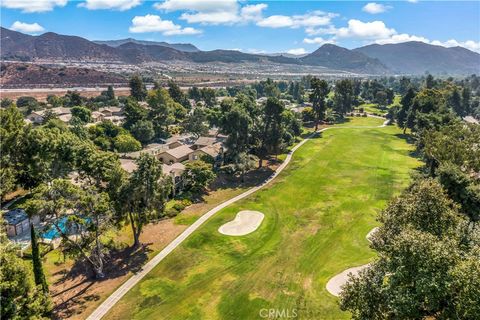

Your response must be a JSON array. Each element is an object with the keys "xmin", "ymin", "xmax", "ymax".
[{"xmin": 52, "ymin": 244, "xmax": 153, "ymax": 319}]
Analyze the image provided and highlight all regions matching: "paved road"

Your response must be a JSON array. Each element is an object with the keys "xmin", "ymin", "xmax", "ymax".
[{"xmin": 87, "ymin": 120, "xmax": 388, "ymax": 320}]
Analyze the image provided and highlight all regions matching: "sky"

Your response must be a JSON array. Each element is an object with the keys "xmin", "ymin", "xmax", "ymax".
[{"xmin": 1, "ymin": 0, "xmax": 480, "ymax": 54}]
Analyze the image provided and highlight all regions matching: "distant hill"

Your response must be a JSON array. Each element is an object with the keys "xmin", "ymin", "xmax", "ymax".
[
  {"xmin": 354, "ymin": 41, "xmax": 480, "ymax": 75},
  {"xmin": 1, "ymin": 27, "xmax": 121, "ymax": 62},
  {"xmin": 300, "ymin": 44, "xmax": 389, "ymax": 74},
  {"xmin": 94, "ymin": 38, "xmax": 200, "ymax": 53},
  {"xmin": 2, "ymin": 28, "xmax": 479, "ymax": 75},
  {"xmin": 0, "ymin": 62, "xmax": 126, "ymax": 88}
]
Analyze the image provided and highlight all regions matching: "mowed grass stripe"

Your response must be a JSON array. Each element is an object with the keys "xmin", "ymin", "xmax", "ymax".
[{"xmin": 105, "ymin": 118, "xmax": 420, "ymax": 320}]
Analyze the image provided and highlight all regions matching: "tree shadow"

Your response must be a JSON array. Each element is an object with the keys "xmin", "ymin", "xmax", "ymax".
[{"xmin": 52, "ymin": 244, "xmax": 152, "ymax": 318}]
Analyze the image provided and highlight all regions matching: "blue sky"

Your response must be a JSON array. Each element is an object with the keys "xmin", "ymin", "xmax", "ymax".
[{"xmin": 1, "ymin": 1, "xmax": 479, "ymax": 54}]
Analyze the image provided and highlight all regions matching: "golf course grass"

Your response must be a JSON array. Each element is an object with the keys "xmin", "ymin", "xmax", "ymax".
[{"xmin": 105, "ymin": 117, "xmax": 421, "ymax": 320}]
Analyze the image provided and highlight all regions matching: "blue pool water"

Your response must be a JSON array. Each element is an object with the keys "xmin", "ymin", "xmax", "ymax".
[{"xmin": 42, "ymin": 216, "xmax": 91, "ymax": 240}]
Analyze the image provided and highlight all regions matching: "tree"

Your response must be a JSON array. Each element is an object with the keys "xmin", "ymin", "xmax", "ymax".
[
  {"xmin": 30, "ymin": 224, "xmax": 48, "ymax": 293},
  {"xmin": 26, "ymin": 180, "xmax": 113, "ymax": 279},
  {"xmin": 425, "ymin": 74, "xmax": 435, "ymax": 89},
  {"xmin": 64, "ymin": 91, "xmax": 83, "ymax": 107},
  {"xmin": 333, "ymin": 79, "xmax": 354, "ymax": 116},
  {"xmin": 447, "ymin": 87, "xmax": 465, "ymax": 116},
  {"xmin": 71, "ymin": 106, "xmax": 92, "ymax": 123},
  {"xmin": 340, "ymin": 180, "xmax": 477, "ymax": 319},
  {"xmin": 123, "ymin": 97, "xmax": 147, "ymax": 129},
  {"xmin": 16, "ymin": 96, "xmax": 38, "ymax": 109},
  {"xmin": 396, "ymin": 87, "xmax": 415, "ymax": 134},
  {"xmin": 260, "ymin": 97, "xmax": 285, "ymax": 163},
  {"xmin": 148, "ymin": 88, "xmax": 183, "ymax": 137},
  {"xmin": 221, "ymin": 105, "xmax": 251, "ymax": 158},
  {"xmin": 106, "ymin": 85, "xmax": 115, "ymax": 101},
  {"xmin": 201, "ymin": 87, "xmax": 216, "ymax": 107},
  {"xmin": 0, "ymin": 106, "xmax": 24, "ymax": 198},
  {"xmin": 130, "ymin": 120, "xmax": 155, "ymax": 144},
  {"xmin": 119, "ymin": 154, "xmax": 167, "ymax": 247},
  {"xmin": 310, "ymin": 78, "xmax": 330, "ymax": 130},
  {"xmin": 182, "ymin": 108, "xmax": 209, "ymax": 138},
  {"xmin": 113, "ymin": 134, "xmax": 142, "ymax": 153},
  {"xmin": 129, "ymin": 75, "xmax": 147, "ymax": 101},
  {"xmin": 168, "ymin": 80, "xmax": 191, "ymax": 109},
  {"xmin": 183, "ymin": 160, "xmax": 216, "ymax": 194},
  {"xmin": 0, "ymin": 225, "xmax": 52, "ymax": 319},
  {"xmin": 231, "ymin": 152, "xmax": 257, "ymax": 182},
  {"xmin": 188, "ymin": 86, "xmax": 202, "ymax": 102}
]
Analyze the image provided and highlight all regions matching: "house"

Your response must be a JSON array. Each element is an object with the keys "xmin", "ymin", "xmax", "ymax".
[
  {"xmin": 121, "ymin": 142, "xmax": 180, "ymax": 159},
  {"xmin": 157, "ymin": 145, "xmax": 194, "ymax": 164},
  {"xmin": 99, "ymin": 106, "xmax": 123, "ymax": 117},
  {"xmin": 26, "ymin": 111, "xmax": 45, "ymax": 124},
  {"xmin": 192, "ymin": 136, "xmax": 218, "ymax": 150},
  {"xmin": 120, "ymin": 159, "xmax": 138, "ymax": 173},
  {"xmin": 26, "ymin": 107, "xmax": 72, "ymax": 124},
  {"xmin": 103, "ymin": 115, "xmax": 125, "ymax": 125},
  {"xmin": 58, "ymin": 113, "xmax": 72, "ymax": 123},
  {"xmin": 119, "ymin": 159, "xmax": 186, "ymax": 194},
  {"xmin": 189, "ymin": 143, "xmax": 224, "ymax": 167},
  {"xmin": 163, "ymin": 163, "xmax": 186, "ymax": 193},
  {"xmin": 4, "ymin": 209, "xmax": 39, "ymax": 237},
  {"xmin": 91, "ymin": 111, "xmax": 104, "ymax": 123}
]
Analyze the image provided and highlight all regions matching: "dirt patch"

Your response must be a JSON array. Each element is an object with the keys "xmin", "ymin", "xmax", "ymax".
[{"xmin": 51, "ymin": 220, "xmax": 186, "ymax": 320}]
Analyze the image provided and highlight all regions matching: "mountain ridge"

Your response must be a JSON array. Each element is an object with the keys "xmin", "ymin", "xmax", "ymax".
[{"xmin": 1, "ymin": 27, "xmax": 479, "ymax": 75}]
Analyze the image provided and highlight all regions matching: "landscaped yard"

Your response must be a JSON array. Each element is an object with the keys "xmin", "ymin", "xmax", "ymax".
[
  {"xmin": 104, "ymin": 117, "xmax": 421, "ymax": 320},
  {"xmin": 37, "ymin": 156, "xmax": 280, "ymax": 319}
]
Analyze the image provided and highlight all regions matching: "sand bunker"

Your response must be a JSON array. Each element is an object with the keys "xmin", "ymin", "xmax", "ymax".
[
  {"xmin": 326, "ymin": 264, "xmax": 370, "ymax": 297},
  {"xmin": 366, "ymin": 227, "xmax": 379, "ymax": 243},
  {"xmin": 218, "ymin": 210, "xmax": 264, "ymax": 236}
]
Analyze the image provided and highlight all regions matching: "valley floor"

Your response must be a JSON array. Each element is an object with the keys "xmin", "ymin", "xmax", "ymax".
[{"xmin": 103, "ymin": 117, "xmax": 420, "ymax": 320}]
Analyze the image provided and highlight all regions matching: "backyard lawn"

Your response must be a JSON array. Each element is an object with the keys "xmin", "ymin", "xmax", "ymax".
[{"xmin": 105, "ymin": 117, "xmax": 420, "ymax": 320}]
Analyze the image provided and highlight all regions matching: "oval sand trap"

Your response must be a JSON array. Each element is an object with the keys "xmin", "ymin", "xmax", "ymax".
[
  {"xmin": 218, "ymin": 210, "xmax": 264, "ymax": 236},
  {"xmin": 326, "ymin": 264, "xmax": 370, "ymax": 297}
]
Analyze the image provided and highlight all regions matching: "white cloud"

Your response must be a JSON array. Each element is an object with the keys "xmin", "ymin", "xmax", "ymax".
[
  {"xmin": 78, "ymin": 0, "xmax": 142, "ymax": 11},
  {"xmin": 362, "ymin": 3, "xmax": 391, "ymax": 14},
  {"xmin": 257, "ymin": 11, "xmax": 336, "ymax": 28},
  {"xmin": 407, "ymin": 0, "xmax": 418, "ymax": 3},
  {"xmin": 1, "ymin": 0, "xmax": 67, "ymax": 13},
  {"xmin": 375, "ymin": 33, "xmax": 480, "ymax": 53},
  {"xmin": 432, "ymin": 39, "xmax": 480, "ymax": 53},
  {"xmin": 154, "ymin": 0, "xmax": 238, "ymax": 12},
  {"xmin": 375, "ymin": 33, "xmax": 429, "ymax": 44},
  {"xmin": 129, "ymin": 14, "xmax": 202, "ymax": 35},
  {"xmin": 10, "ymin": 21, "xmax": 45, "ymax": 34},
  {"xmin": 336, "ymin": 19, "xmax": 396, "ymax": 39},
  {"xmin": 180, "ymin": 11, "xmax": 239, "ymax": 25},
  {"xmin": 303, "ymin": 37, "xmax": 336, "ymax": 45},
  {"xmin": 287, "ymin": 48, "xmax": 307, "ymax": 55},
  {"xmin": 240, "ymin": 4, "xmax": 268, "ymax": 21},
  {"xmin": 155, "ymin": 0, "xmax": 267, "ymax": 25}
]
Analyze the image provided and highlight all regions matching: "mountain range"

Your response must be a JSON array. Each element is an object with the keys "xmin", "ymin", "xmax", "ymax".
[
  {"xmin": 1, "ymin": 27, "xmax": 479, "ymax": 75},
  {"xmin": 93, "ymin": 38, "xmax": 200, "ymax": 53}
]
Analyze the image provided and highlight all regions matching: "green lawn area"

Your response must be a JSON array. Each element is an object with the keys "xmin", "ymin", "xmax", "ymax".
[
  {"xmin": 105, "ymin": 117, "xmax": 420, "ymax": 320},
  {"xmin": 358, "ymin": 95, "xmax": 401, "ymax": 116}
]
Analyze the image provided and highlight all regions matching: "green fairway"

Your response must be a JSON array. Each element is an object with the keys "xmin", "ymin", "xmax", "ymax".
[{"xmin": 105, "ymin": 117, "xmax": 421, "ymax": 320}]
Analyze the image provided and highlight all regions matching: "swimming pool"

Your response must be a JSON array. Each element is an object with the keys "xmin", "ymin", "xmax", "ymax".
[{"xmin": 42, "ymin": 216, "xmax": 91, "ymax": 240}]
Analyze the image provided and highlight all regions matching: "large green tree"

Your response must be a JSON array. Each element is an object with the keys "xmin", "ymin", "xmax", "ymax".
[
  {"xmin": 129, "ymin": 75, "xmax": 147, "ymax": 101},
  {"xmin": 310, "ymin": 77, "xmax": 330, "ymax": 130},
  {"xmin": 340, "ymin": 179, "xmax": 479, "ymax": 319},
  {"xmin": 118, "ymin": 154, "xmax": 167, "ymax": 247},
  {"xmin": 0, "ymin": 226, "xmax": 52, "ymax": 319}
]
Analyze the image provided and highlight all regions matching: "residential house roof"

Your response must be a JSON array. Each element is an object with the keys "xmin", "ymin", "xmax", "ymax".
[
  {"xmin": 162, "ymin": 145, "xmax": 194, "ymax": 159},
  {"xmin": 4, "ymin": 209, "xmax": 28, "ymax": 225}
]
